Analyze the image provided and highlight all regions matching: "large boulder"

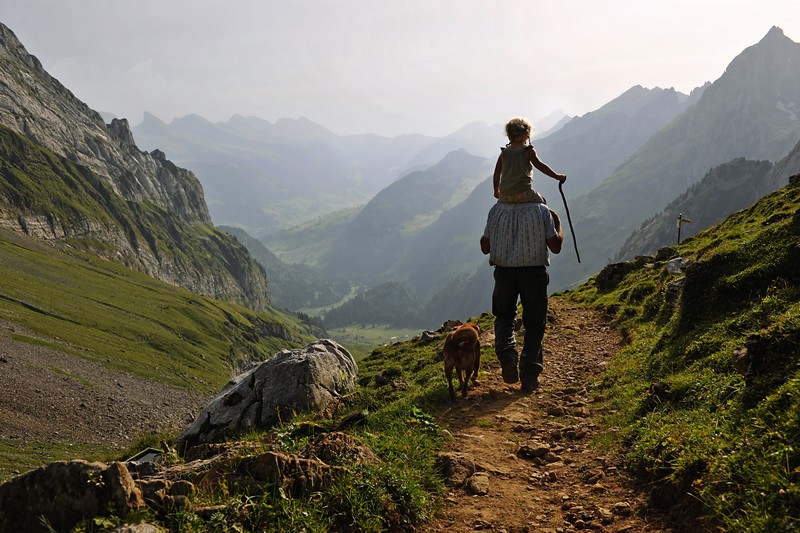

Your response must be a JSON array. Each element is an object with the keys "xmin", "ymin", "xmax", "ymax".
[
  {"xmin": 0, "ymin": 460, "xmax": 144, "ymax": 532},
  {"xmin": 177, "ymin": 340, "xmax": 358, "ymax": 451}
]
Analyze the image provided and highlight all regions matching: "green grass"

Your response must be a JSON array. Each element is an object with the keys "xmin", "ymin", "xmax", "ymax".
[
  {"xmin": 262, "ymin": 206, "xmax": 362, "ymax": 266},
  {"xmin": 0, "ymin": 230, "xmax": 310, "ymax": 391},
  {"xmin": 0, "ymin": 439, "xmax": 113, "ymax": 481},
  {"xmin": 325, "ymin": 325, "xmax": 424, "ymax": 361},
  {"xmin": 48, "ymin": 366, "xmax": 95, "ymax": 389},
  {"xmin": 566, "ymin": 180, "xmax": 800, "ymax": 531}
]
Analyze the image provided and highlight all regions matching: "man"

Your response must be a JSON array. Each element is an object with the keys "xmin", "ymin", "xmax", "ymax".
[{"xmin": 480, "ymin": 202, "xmax": 564, "ymax": 392}]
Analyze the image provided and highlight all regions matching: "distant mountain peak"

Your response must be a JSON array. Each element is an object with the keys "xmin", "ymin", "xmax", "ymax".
[
  {"xmin": 719, "ymin": 25, "xmax": 799, "ymax": 84},
  {"xmin": 171, "ymin": 113, "xmax": 214, "ymax": 127},
  {"xmin": 744, "ymin": 25, "xmax": 795, "ymax": 56},
  {"xmin": 690, "ymin": 82, "xmax": 711, "ymax": 97},
  {"xmin": 762, "ymin": 25, "xmax": 786, "ymax": 42},
  {"xmin": 108, "ymin": 117, "xmax": 136, "ymax": 146},
  {"xmin": 140, "ymin": 111, "xmax": 167, "ymax": 126}
]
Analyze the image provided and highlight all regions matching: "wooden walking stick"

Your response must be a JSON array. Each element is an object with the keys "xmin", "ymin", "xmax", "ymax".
[{"xmin": 559, "ymin": 182, "xmax": 581, "ymax": 263}]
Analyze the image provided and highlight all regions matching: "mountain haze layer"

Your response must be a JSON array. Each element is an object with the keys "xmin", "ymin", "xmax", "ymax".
[
  {"xmin": 324, "ymin": 149, "xmax": 491, "ymax": 283},
  {"xmin": 132, "ymin": 114, "xmax": 503, "ymax": 236},
  {"xmin": 257, "ymin": 78, "xmax": 728, "ymax": 323},
  {"xmin": 115, "ymin": 25, "xmax": 800, "ymax": 328}
]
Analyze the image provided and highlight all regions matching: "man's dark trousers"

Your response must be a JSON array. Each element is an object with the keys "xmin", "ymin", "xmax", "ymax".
[{"xmin": 492, "ymin": 265, "xmax": 549, "ymax": 387}]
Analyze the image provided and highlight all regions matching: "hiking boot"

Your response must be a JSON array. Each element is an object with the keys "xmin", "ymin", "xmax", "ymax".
[
  {"xmin": 520, "ymin": 375, "xmax": 539, "ymax": 394},
  {"xmin": 500, "ymin": 358, "xmax": 519, "ymax": 384}
]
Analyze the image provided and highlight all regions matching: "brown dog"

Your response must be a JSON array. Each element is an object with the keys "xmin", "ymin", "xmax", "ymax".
[{"xmin": 443, "ymin": 323, "xmax": 482, "ymax": 400}]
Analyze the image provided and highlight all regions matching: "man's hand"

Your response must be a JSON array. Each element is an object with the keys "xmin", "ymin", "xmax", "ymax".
[
  {"xmin": 480, "ymin": 235, "xmax": 490, "ymax": 255},
  {"xmin": 547, "ymin": 210, "xmax": 564, "ymax": 254}
]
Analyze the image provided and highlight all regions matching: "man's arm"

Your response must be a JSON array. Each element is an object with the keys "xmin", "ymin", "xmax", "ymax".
[
  {"xmin": 547, "ymin": 210, "xmax": 564, "ymax": 254},
  {"xmin": 480, "ymin": 235, "xmax": 490, "ymax": 255}
]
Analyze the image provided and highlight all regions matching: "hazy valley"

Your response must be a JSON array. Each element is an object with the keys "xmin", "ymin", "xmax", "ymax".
[{"xmin": 127, "ymin": 27, "xmax": 800, "ymax": 333}]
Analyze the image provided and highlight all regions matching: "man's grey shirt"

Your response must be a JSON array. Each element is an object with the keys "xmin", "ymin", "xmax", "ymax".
[{"xmin": 483, "ymin": 202, "xmax": 556, "ymax": 267}]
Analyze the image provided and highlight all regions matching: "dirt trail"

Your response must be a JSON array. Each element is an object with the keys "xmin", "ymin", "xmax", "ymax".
[{"xmin": 432, "ymin": 298, "xmax": 679, "ymax": 532}]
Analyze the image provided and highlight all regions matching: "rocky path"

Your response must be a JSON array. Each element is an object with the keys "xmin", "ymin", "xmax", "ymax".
[{"xmin": 432, "ymin": 298, "xmax": 679, "ymax": 532}]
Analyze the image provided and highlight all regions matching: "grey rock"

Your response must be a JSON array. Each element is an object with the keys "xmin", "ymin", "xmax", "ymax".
[
  {"xmin": 0, "ymin": 460, "xmax": 144, "ymax": 533},
  {"xmin": 467, "ymin": 473, "xmax": 490, "ymax": 495},
  {"xmin": 420, "ymin": 330, "xmax": 440, "ymax": 343},
  {"xmin": 435, "ymin": 452, "xmax": 476, "ymax": 486},
  {"xmin": 596, "ymin": 506, "xmax": 615, "ymax": 525},
  {"xmin": 234, "ymin": 451, "xmax": 346, "ymax": 497},
  {"xmin": 612, "ymin": 501, "xmax": 633, "ymax": 516},
  {"xmin": 655, "ymin": 246, "xmax": 678, "ymax": 261},
  {"xmin": 595, "ymin": 261, "xmax": 637, "ymax": 291},
  {"xmin": 518, "ymin": 441, "xmax": 550, "ymax": 458},
  {"xmin": 666, "ymin": 257, "xmax": 687, "ymax": 274},
  {"xmin": 108, "ymin": 118, "xmax": 136, "ymax": 146},
  {"xmin": 177, "ymin": 340, "xmax": 357, "ymax": 450}
]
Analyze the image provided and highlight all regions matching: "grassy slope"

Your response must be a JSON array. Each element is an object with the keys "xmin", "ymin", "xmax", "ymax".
[
  {"xmin": 260, "ymin": 206, "xmax": 362, "ymax": 266},
  {"xmin": 0, "ymin": 227, "xmax": 313, "ymax": 480},
  {"xmin": 0, "ymin": 228, "xmax": 310, "ymax": 392},
  {"xmin": 566, "ymin": 180, "xmax": 800, "ymax": 531}
]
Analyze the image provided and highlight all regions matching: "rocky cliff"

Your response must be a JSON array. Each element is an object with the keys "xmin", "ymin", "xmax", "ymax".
[{"xmin": 0, "ymin": 22, "xmax": 269, "ymax": 309}]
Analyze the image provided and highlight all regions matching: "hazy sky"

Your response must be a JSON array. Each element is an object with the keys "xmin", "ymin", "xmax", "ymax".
[{"xmin": 2, "ymin": 0, "xmax": 799, "ymax": 137}]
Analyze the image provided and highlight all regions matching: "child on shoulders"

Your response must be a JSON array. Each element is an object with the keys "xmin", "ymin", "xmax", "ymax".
[{"xmin": 493, "ymin": 117, "xmax": 567, "ymax": 204}]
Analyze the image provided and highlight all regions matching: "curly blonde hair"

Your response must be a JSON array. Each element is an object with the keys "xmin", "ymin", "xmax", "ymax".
[{"xmin": 504, "ymin": 117, "xmax": 532, "ymax": 141}]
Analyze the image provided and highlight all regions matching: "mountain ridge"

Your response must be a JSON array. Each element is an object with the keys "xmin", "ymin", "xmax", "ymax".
[
  {"xmin": 531, "ymin": 84, "xmax": 705, "ymax": 202},
  {"xmin": 323, "ymin": 149, "xmax": 491, "ymax": 282}
]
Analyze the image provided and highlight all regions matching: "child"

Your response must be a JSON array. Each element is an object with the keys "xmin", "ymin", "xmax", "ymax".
[{"xmin": 493, "ymin": 117, "xmax": 567, "ymax": 203}]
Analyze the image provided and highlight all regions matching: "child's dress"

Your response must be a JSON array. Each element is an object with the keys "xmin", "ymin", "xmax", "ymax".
[{"xmin": 498, "ymin": 145, "xmax": 546, "ymax": 204}]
